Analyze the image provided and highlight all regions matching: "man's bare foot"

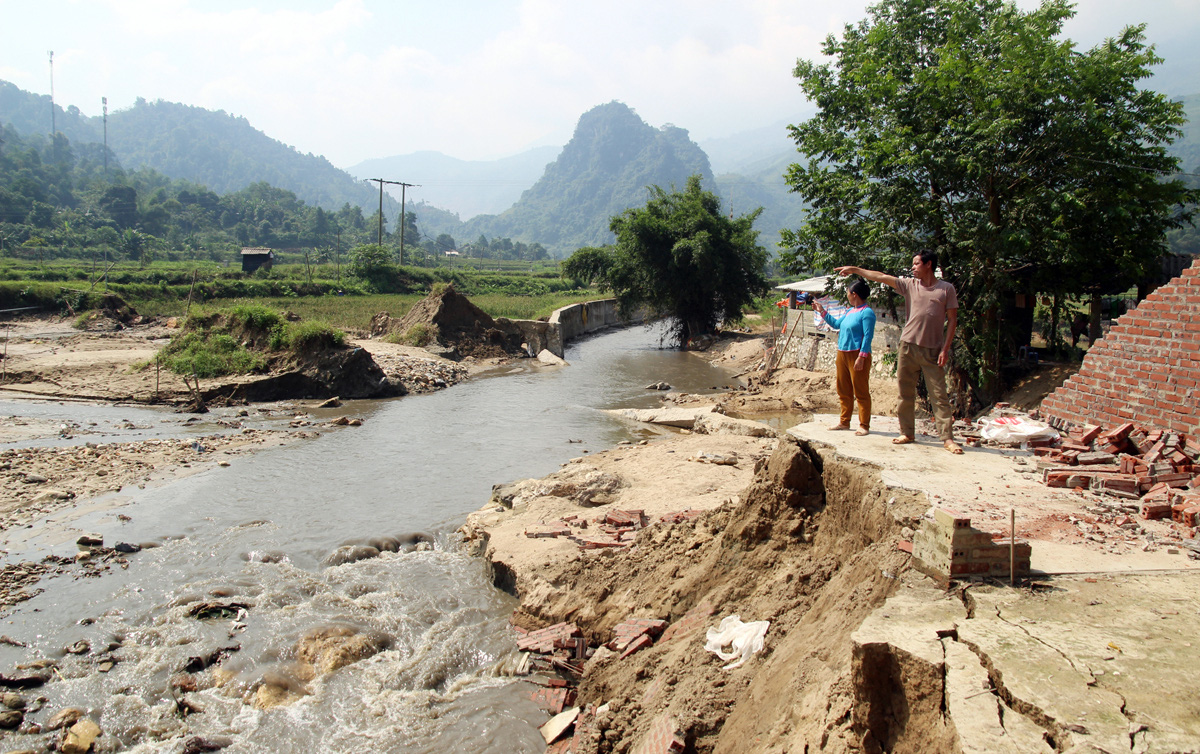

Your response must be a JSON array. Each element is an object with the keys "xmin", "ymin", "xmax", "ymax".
[
  {"xmin": 944, "ymin": 440, "xmax": 964, "ymax": 455},
  {"xmin": 892, "ymin": 435, "xmax": 914, "ymax": 445},
  {"xmin": 855, "ymin": 428, "xmax": 869, "ymax": 436},
  {"xmin": 829, "ymin": 423, "xmax": 850, "ymax": 431}
]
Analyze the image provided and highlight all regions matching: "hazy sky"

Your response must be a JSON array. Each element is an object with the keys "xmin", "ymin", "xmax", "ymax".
[{"xmin": 3, "ymin": 0, "xmax": 1199, "ymax": 169}]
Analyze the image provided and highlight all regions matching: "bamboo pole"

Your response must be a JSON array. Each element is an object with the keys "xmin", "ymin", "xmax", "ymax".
[{"xmin": 1010, "ymin": 508, "xmax": 1016, "ymax": 587}]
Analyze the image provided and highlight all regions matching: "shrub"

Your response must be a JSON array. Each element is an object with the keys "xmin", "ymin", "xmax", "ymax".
[
  {"xmin": 282, "ymin": 320, "xmax": 345, "ymax": 354},
  {"xmin": 157, "ymin": 331, "xmax": 266, "ymax": 378},
  {"xmin": 227, "ymin": 303, "xmax": 283, "ymax": 333},
  {"xmin": 402, "ymin": 323, "xmax": 434, "ymax": 347}
]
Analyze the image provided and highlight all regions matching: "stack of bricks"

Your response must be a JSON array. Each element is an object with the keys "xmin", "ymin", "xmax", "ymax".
[
  {"xmin": 517, "ymin": 622, "xmax": 590, "ymax": 724},
  {"xmin": 531, "ymin": 685, "xmax": 576, "ymax": 716},
  {"xmin": 1041, "ymin": 257, "xmax": 1200, "ymax": 436},
  {"xmin": 911, "ymin": 508, "xmax": 1031, "ymax": 586},
  {"xmin": 516, "ymin": 622, "xmax": 584, "ymax": 654},
  {"xmin": 608, "ymin": 617, "xmax": 669, "ymax": 659},
  {"xmin": 658, "ymin": 602, "xmax": 715, "ymax": 643},
  {"xmin": 1036, "ymin": 420, "xmax": 1200, "ymax": 521},
  {"xmin": 657, "ymin": 509, "xmax": 705, "ymax": 525}
]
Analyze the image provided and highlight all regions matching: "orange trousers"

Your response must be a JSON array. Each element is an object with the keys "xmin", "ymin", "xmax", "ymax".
[{"xmin": 835, "ymin": 349, "xmax": 872, "ymax": 430}]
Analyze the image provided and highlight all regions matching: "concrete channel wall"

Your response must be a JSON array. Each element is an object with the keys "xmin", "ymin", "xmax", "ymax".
[{"xmin": 510, "ymin": 299, "xmax": 639, "ymax": 359}]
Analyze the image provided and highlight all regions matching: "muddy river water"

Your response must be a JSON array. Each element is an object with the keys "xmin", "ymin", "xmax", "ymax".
[{"xmin": 0, "ymin": 325, "xmax": 743, "ymax": 753}]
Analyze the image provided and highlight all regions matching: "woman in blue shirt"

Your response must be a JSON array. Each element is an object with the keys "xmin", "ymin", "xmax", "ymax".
[{"xmin": 814, "ymin": 280, "xmax": 876, "ymax": 435}]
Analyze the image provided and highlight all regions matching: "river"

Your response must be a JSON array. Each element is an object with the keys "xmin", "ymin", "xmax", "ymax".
[{"xmin": 0, "ymin": 324, "xmax": 742, "ymax": 753}]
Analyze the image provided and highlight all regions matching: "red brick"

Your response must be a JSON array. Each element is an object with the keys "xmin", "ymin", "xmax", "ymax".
[{"xmin": 620, "ymin": 633, "xmax": 654, "ymax": 659}]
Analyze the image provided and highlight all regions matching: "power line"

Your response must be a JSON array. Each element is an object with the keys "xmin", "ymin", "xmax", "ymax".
[
  {"xmin": 364, "ymin": 178, "xmax": 419, "ymax": 264},
  {"xmin": 1064, "ymin": 153, "xmax": 1200, "ymax": 178},
  {"xmin": 47, "ymin": 51, "xmax": 55, "ymax": 136}
]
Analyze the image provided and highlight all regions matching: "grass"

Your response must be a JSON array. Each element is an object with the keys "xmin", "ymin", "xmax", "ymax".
[
  {"xmin": 1, "ymin": 257, "xmax": 605, "ymax": 327},
  {"xmin": 153, "ymin": 302, "xmax": 347, "ymax": 378},
  {"xmin": 156, "ymin": 331, "xmax": 267, "ymax": 379},
  {"xmin": 385, "ymin": 323, "xmax": 434, "ymax": 347}
]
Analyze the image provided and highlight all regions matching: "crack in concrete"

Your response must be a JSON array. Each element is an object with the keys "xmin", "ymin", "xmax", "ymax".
[
  {"xmin": 953, "ymin": 630, "xmax": 1070, "ymax": 751},
  {"xmin": 949, "ymin": 590, "xmax": 1075, "ymax": 752},
  {"xmin": 993, "ymin": 604, "xmax": 1093, "ymax": 682},
  {"xmin": 957, "ymin": 584, "xmax": 976, "ymax": 619}
]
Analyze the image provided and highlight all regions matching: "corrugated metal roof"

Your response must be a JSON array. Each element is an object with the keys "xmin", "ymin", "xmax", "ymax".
[{"xmin": 774, "ymin": 275, "xmax": 830, "ymax": 293}]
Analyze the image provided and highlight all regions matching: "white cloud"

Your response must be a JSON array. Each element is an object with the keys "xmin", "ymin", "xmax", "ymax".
[{"xmin": 3, "ymin": 0, "xmax": 1197, "ymax": 166}]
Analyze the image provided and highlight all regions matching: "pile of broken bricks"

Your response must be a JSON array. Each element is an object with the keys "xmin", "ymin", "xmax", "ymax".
[
  {"xmin": 524, "ymin": 509, "xmax": 707, "ymax": 551},
  {"xmin": 517, "ymin": 604, "xmax": 715, "ymax": 750},
  {"xmin": 1033, "ymin": 419, "xmax": 1200, "ymax": 555}
]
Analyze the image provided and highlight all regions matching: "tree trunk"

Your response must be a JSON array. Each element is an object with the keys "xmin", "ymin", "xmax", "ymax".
[{"xmin": 1088, "ymin": 293, "xmax": 1103, "ymax": 343}]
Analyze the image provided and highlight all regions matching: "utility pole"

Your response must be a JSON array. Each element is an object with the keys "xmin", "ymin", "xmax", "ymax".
[
  {"xmin": 364, "ymin": 178, "xmax": 418, "ymax": 265},
  {"xmin": 48, "ymin": 51, "xmax": 55, "ymax": 135},
  {"xmin": 102, "ymin": 96, "xmax": 108, "ymax": 176},
  {"xmin": 398, "ymin": 180, "xmax": 416, "ymax": 267}
]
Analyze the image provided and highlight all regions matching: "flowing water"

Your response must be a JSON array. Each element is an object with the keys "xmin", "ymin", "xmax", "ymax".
[{"xmin": 0, "ymin": 325, "xmax": 741, "ymax": 753}]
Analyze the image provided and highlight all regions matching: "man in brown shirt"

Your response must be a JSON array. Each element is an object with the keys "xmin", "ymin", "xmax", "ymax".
[{"xmin": 834, "ymin": 251, "xmax": 964, "ymax": 454}]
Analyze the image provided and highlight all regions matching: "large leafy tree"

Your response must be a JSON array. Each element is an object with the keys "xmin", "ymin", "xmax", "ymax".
[
  {"xmin": 781, "ymin": 0, "xmax": 1196, "ymax": 405},
  {"xmin": 564, "ymin": 175, "xmax": 769, "ymax": 347}
]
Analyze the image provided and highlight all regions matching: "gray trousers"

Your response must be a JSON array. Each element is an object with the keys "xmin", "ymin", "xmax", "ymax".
[{"xmin": 896, "ymin": 341, "xmax": 954, "ymax": 441}]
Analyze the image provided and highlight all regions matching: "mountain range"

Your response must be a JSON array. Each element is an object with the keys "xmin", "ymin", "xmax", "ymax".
[
  {"xmin": 2, "ymin": 79, "xmax": 1197, "ymax": 258},
  {"xmin": 0, "ymin": 81, "xmax": 398, "ymax": 218}
]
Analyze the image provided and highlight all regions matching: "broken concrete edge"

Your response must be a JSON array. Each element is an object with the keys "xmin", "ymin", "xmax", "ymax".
[{"xmin": 483, "ymin": 436, "xmax": 918, "ymax": 751}]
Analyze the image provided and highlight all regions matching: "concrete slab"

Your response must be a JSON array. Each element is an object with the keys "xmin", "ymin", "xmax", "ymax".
[{"xmin": 788, "ymin": 414, "xmax": 1200, "ymax": 576}]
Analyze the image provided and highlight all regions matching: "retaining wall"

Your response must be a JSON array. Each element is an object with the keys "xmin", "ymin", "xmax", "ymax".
[{"xmin": 513, "ymin": 299, "xmax": 639, "ymax": 359}]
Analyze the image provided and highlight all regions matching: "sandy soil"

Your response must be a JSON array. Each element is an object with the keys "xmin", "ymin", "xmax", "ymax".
[{"xmin": 0, "ymin": 316, "xmax": 491, "ymax": 405}]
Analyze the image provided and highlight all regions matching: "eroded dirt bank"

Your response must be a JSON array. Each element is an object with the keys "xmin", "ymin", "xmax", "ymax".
[{"xmin": 465, "ymin": 425, "xmax": 1200, "ymax": 753}]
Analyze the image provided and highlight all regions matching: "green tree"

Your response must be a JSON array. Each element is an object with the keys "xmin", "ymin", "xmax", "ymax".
[
  {"xmin": 121, "ymin": 228, "xmax": 148, "ymax": 261},
  {"xmin": 347, "ymin": 243, "xmax": 402, "ymax": 292},
  {"xmin": 781, "ymin": 0, "xmax": 1196, "ymax": 406},
  {"xmin": 563, "ymin": 175, "xmax": 768, "ymax": 347}
]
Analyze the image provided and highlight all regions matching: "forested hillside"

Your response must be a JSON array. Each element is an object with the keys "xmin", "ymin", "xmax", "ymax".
[
  {"xmin": 1166, "ymin": 93, "xmax": 1200, "ymax": 255},
  {"xmin": 3, "ymin": 78, "xmax": 1196, "ymax": 262},
  {"xmin": 0, "ymin": 125, "xmax": 395, "ymax": 262},
  {"xmin": 0, "ymin": 81, "xmax": 395, "ymax": 219}
]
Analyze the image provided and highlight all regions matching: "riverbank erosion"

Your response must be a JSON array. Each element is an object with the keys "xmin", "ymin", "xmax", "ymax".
[
  {"xmin": 463, "ymin": 423, "xmax": 1200, "ymax": 752},
  {"xmin": 0, "ymin": 315, "xmax": 473, "ymax": 406}
]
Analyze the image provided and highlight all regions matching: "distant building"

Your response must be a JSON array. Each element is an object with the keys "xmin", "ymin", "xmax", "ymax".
[
  {"xmin": 241, "ymin": 247, "xmax": 274, "ymax": 273},
  {"xmin": 444, "ymin": 250, "xmax": 461, "ymax": 257}
]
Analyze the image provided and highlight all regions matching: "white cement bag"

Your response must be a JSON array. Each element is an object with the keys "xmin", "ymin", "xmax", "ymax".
[
  {"xmin": 704, "ymin": 614, "xmax": 769, "ymax": 670},
  {"xmin": 978, "ymin": 416, "xmax": 1058, "ymax": 446}
]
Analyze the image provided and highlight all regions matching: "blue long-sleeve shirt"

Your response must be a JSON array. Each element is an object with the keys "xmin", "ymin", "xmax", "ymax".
[{"xmin": 822, "ymin": 306, "xmax": 876, "ymax": 354}]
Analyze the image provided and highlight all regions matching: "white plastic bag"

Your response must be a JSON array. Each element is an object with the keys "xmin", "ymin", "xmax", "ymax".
[
  {"xmin": 704, "ymin": 614, "xmax": 769, "ymax": 670},
  {"xmin": 978, "ymin": 416, "xmax": 1058, "ymax": 446}
]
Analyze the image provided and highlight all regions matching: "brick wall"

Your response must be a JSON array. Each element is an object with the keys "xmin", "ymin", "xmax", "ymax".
[{"xmin": 1042, "ymin": 258, "xmax": 1200, "ymax": 435}]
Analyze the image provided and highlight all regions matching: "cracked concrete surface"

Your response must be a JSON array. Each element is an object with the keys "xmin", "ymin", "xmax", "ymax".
[
  {"xmin": 791, "ymin": 412, "xmax": 1200, "ymax": 752},
  {"xmin": 855, "ymin": 574, "xmax": 1200, "ymax": 753}
]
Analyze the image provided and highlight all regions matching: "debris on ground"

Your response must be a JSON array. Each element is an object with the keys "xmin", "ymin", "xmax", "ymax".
[{"xmin": 972, "ymin": 403, "xmax": 1200, "ymax": 556}]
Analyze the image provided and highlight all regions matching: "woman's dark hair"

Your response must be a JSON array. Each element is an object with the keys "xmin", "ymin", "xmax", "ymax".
[{"xmin": 849, "ymin": 280, "xmax": 870, "ymax": 302}]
